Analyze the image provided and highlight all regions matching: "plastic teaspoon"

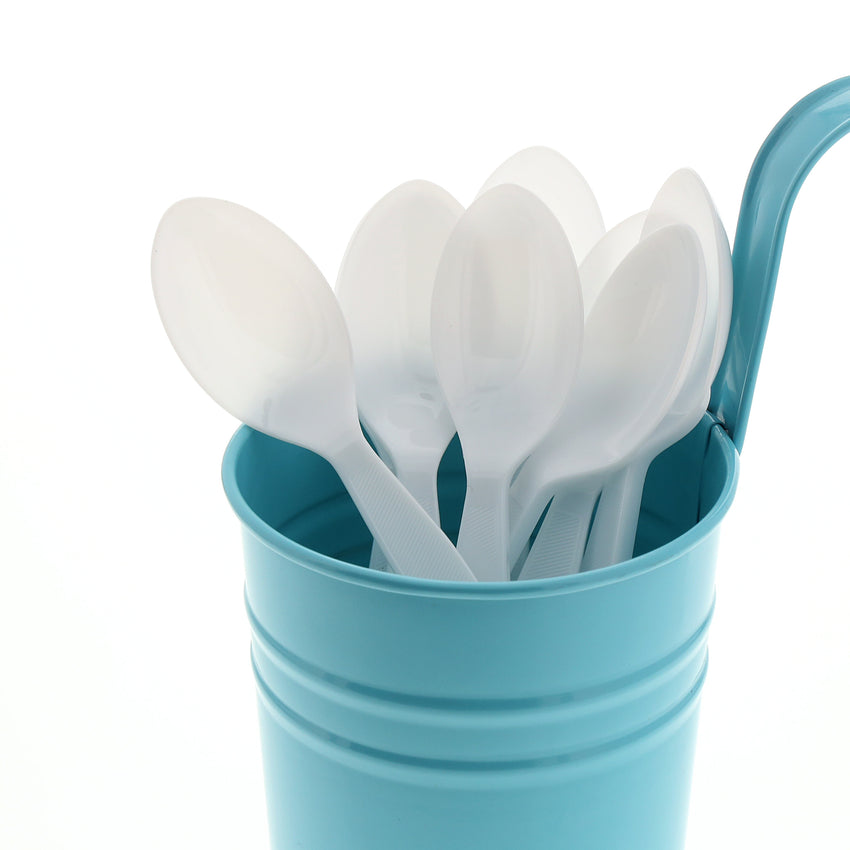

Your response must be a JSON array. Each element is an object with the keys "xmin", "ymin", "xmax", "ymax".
[
  {"xmin": 513, "ymin": 224, "xmax": 707, "ymax": 580},
  {"xmin": 431, "ymin": 185, "xmax": 584, "ymax": 582},
  {"xmin": 581, "ymin": 169, "xmax": 732, "ymax": 571},
  {"xmin": 335, "ymin": 181, "xmax": 462, "ymax": 571}
]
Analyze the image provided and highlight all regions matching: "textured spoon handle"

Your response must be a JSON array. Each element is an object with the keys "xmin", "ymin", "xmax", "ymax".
[
  {"xmin": 508, "ymin": 468, "xmax": 554, "ymax": 567},
  {"xmin": 582, "ymin": 458, "xmax": 651, "ymax": 572},
  {"xmin": 456, "ymin": 476, "xmax": 511, "ymax": 582},
  {"xmin": 332, "ymin": 435, "xmax": 474, "ymax": 582},
  {"xmin": 369, "ymin": 457, "xmax": 443, "ymax": 572},
  {"xmin": 518, "ymin": 485, "xmax": 600, "ymax": 581}
]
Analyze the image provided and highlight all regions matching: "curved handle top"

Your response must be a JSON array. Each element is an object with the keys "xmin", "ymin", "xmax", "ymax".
[{"xmin": 709, "ymin": 76, "xmax": 850, "ymax": 451}]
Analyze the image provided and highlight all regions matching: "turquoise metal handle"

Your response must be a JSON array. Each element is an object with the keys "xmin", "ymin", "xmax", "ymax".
[{"xmin": 709, "ymin": 76, "xmax": 850, "ymax": 451}]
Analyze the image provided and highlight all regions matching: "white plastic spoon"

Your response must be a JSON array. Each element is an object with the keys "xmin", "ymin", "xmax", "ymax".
[
  {"xmin": 513, "ymin": 224, "xmax": 707, "ymax": 580},
  {"xmin": 507, "ymin": 212, "xmax": 649, "ymax": 571},
  {"xmin": 477, "ymin": 146, "xmax": 605, "ymax": 264},
  {"xmin": 152, "ymin": 197, "xmax": 475, "ymax": 582},
  {"xmin": 335, "ymin": 181, "xmax": 462, "ymax": 571},
  {"xmin": 581, "ymin": 169, "xmax": 733, "ymax": 571},
  {"xmin": 431, "ymin": 185, "xmax": 584, "ymax": 582}
]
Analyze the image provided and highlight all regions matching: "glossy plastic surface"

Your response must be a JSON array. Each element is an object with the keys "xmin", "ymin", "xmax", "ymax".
[
  {"xmin": 431, "ymin": 185, "xmax": 584, "ymax": 581},
  {"xmin": 511, "ymin": 225, "xmax": 707, "ymax": 574},
  {"xmin": 579, "ymin": 211, "xmax": 647, "ymax": 315},
  {"xmin": 223, "ymin": 415, "xmax": 738, "ymax": 850},
  {"xmin": 710, "ymin": 75, "xmax": 850, "ymax": 449},
  {"xmin": 477, "ymin": 146, "xmax": 605, "ymax": 264}
]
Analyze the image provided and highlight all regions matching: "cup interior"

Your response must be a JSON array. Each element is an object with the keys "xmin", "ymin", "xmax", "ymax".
[{"xmin": 229, "ymin": 414, "xmax": 735, "ymax": 575}]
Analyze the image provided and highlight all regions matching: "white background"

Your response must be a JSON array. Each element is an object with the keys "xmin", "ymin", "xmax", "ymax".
[{"xmin": 2, "ymin": 2, "xmax": 849, "ymax": 848}]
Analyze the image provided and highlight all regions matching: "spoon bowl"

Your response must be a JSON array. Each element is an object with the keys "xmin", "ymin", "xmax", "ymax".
[
  {"xmin": 152, "ymin": 197, "xmax": 359, "ymax": 451},
  {"xmin": 578, "ymin": 212, "xmax": 647, "ymax": 316},
  {"xmin": 477, "ymin": 146, "xmax": 605, "ymax": 264}
]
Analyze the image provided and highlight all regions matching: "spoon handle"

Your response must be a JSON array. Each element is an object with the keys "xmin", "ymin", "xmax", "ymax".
[
  {"xmin": 394, "ymin": 461, "xmax": 442, "ymax": 529},
  {"xmin": 367, "ymin": 444, "xmax": 394, "ymax": 572},
  {"xmin": 332, "ymin": 435, "xmax": 475, "ymax": 582},
  {"xmin": 507, "ymin": 465, "xmax": 554, "ymax": 567},
  {"xmin": 456, "ymin": 477, "xmax": 511, "ymax": 582},
  {"xmin": 518, "ymin": 485, "xmax": 601, "ymax": 581},
  {"xmin": 369, "ymin": 457, "xmax": 443, "ymax": 573},
  {"xmin": 581, "ymin": 458, "xmax": 651, "ymax": 572}
]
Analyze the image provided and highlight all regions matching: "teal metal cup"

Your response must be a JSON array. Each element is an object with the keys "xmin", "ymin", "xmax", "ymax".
[
  {"xmin": 224, "ymin": 421, "xmax": 734, "ymax": 850},
  {"xmin": 221, "ymin": 79, "xmax": 850, "ymax": 849}
]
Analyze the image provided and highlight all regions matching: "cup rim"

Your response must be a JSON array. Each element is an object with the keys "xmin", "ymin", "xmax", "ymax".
[{"xmin": 221, "ymin": 419, "xmax": 739, "ymax": 599}]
